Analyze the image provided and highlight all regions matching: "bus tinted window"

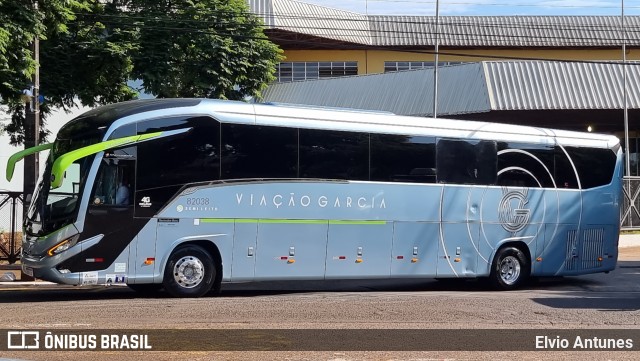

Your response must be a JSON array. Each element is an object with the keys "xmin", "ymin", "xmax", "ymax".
[
  {"xmin": 299, "ymin": 129, "xmax": 369, "ymax": 180},
  {"xmin": 108, "ymin": 124, "xmax": 136, "ymax": 140},
  {"xmin": 437, "ymin": 139, "xmax": 497, "ymax": 185},
  {"xmin": 497, "ymin": 143, "xmax": 555, "ymax": 188},
  {"xmin": 370, "ymin": 134, "xmax": 436, "ymax": 183},
  {"xmin": 137, "ymin": 116, "xmax": 220, "ymax": 190},
  {"xmin": 554, "ymin": 147, "xmax": 580, "ymax": 189},
  {"xmin": 222, "ymin": 124, "xmax": 298, "ymax": 179},
  {"xmin": 565, "ymin": 147, "xmax": 616, "ymax": 189}
]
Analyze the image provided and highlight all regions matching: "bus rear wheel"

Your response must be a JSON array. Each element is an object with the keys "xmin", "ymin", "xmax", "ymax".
[
  {"xmin": 489, "ymin": 246, "xmax": 529, "ymax": 290},
  {"xmin": 163, "ymin": 245, "xmax": 215, "ymax": 298}
]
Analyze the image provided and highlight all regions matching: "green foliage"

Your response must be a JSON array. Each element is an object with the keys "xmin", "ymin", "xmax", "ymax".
[
  {"xmin": 127, "ymin": 0, "xmax": 282, "ymax": 100},
  {"xmin": 0, "ymin": 0, "xmax": 282, "ymax": 145},
  {"xmin": 0, "ymin": 1, "xmax": 41, "ymax": 96}
]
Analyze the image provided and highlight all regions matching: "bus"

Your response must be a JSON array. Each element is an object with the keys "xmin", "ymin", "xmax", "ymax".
[{"xmin": 7, "ymin": 99, "xmax": 622, "ymax": 297}]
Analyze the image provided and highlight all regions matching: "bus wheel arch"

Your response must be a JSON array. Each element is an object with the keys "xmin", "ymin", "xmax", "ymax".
[
  {"xmin": 488, "ymin": 242, "xmax": 531, "ymax": 291},
  {"xmin": 192, "ymin": 240, "xmax": 223, "ymax": 294},
  {"xmin": 162, "ymin": 241, "xmax": 222, "ymax": 298}
]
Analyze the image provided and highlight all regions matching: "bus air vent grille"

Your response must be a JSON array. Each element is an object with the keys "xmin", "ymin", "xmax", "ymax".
[
  {"xmin": 565, "ymin": 230, "xmax": 579, "ymax": 271},
  {"xmin": 581, "ymin": 228, "xmax": 604, "ymax": 270}
]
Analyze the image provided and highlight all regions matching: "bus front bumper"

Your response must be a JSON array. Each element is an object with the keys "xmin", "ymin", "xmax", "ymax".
[{"xmin": 21, "ymin": 234, "xmax": 104, "ymax": 285}]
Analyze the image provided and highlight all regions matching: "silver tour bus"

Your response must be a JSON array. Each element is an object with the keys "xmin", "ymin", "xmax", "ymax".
[{"xmin": 7, "ymin": 99, "xmax": 623, "ymax": 297}]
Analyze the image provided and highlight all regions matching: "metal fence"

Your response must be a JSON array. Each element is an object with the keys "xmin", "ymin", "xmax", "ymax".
[
  {"xmin": 622, "ymin": 176, "xmax": 640, "ymax": 230},
  {"xmin": 0, "ymin": 192, "xmax": 23, "ymax": 264}
]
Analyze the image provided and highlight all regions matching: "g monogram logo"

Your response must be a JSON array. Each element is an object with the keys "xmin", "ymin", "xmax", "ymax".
[{"xmin": 498, "ymin": 188, "xmax": 531, "ymax": 234}]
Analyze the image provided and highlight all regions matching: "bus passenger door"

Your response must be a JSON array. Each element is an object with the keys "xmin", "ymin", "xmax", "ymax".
[
  {"xmin": 254, "ymin": 221, "xmax": 327, "ymax": 280},
  {"xmin": 77, "ymin": 154, "xmax": 141, "ymax": 275}
]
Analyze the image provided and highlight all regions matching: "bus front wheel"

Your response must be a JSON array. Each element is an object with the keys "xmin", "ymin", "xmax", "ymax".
[
  {"xmin": 489, "ymin": 246, "xmax": 529, "ymax": 290},
  {"xmin": 163, "ymin": 245, "xmax": 216, "ymax": 298}
]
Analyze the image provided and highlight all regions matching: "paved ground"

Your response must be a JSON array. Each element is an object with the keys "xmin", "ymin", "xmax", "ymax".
[{"xmin": 0, "ymin": 246, "xmax": 639, "ymax": 360}]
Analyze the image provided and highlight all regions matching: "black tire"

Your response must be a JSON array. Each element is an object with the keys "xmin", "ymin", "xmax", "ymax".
[
  {"xmin": 163, "ymin": 245, "xmax": 216, "ymax": 298},
  {"xmin": 127, "ymin": 283, "xmax": 163, "ymax": 294},
  {"xmin": 489, "ymin": 246, "xmax": 529, "ymax": 290}
]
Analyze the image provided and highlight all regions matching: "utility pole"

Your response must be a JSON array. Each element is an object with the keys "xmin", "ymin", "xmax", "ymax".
[
  {"xmin": 622, "ymin": 0, "xmax": 630, "ymax": 177},
  {"xmin": 23, "ymin": 0, "xmax": 40, "ymax": 216},
  {"xmin": 432, "ymin": 0, "xmax": 440, "ymax": 119}
]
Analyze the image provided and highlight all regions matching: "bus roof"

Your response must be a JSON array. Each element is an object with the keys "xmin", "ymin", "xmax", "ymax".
[{"xmin": 76, "ymin": 98, "xmax": 619, "ymax": 150}]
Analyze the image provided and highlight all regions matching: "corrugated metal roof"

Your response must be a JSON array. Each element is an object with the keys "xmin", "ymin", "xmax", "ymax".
[
  {"xmin": 262, "ymin": 61, "xmax": 640, "ymax": 115},
  {"xmin": 262, "ymin": 63, "xmax": 491, "ymax": 116},
  {"xmin": 248, "ymin": 0, "xmax": 640, "ymax": 47},
  {"xmin": 483, "ymin": 61, "xmax": 640, "ymax": 110},
  {"xmin": 249, "ymin": 0, "xmax": 276, "ymax": 27},
  {"xmin": 248, "ymin": 0, "xmax": 371, "ymax": 44},
  {"xmin": 370, "ymin": 16, "xmax": 638, "ymax": 47}
]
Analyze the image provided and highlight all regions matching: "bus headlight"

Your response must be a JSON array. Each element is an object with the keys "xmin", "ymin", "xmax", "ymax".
[{"xmin": 47, "ymin": 237, "xmax": 78, "ymax": 257}]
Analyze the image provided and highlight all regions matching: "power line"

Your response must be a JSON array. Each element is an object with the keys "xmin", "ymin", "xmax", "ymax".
[
  {"xmin": 76, "ymin": 11, "xmax": 640, "ymax": 47},
  {"xmin": 79, "ymin": 10, "xmax": 640, "ymax": 36},
  {"xmin": 60, "ymin": 6, "xmax": 640, "ymax": 65}
]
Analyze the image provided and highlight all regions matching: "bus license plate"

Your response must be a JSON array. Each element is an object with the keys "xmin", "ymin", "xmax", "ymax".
[{"xmin": 23, "ymin": 266, "xmax": 33, "ymax": 277}]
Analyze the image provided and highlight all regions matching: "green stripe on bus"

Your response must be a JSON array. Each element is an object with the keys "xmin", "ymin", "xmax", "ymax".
[
  {"xmin": 51, "ymin": 132, "xmax": 163, "ymax": 189},
  {"xmin": 6, "ymin": 143, "xmax": 53, "ymax": 181},
  {"xmin": 199, "ymin": 218, "xmax": 386, "ymax": 225},
  {"xmin": 200, "ymin": 218, "xmax": 259, "ymax": 224}
]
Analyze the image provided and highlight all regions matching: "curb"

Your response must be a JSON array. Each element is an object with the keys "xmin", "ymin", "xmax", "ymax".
[{"xmin": 619, "ymin": 234, "xmax": 640, "ymax": 248}]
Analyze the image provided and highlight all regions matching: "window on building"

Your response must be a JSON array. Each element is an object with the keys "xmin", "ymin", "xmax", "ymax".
[
  {"xmin": 384, "ymin": 61, "xmax": 463, "ymax": 73},
  {"xmin": 275, "ymin": 62, "xmax": 358, "ymax": 82}
]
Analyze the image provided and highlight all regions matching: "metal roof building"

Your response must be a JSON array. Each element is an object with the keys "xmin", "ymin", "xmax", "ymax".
[
  {"xmin": 249, "ymin": 0, "xmax": 640, "ymax": 48},
  {"xmin": 262, "ymin": 60, "xmax": 640, "ymax": 132}
]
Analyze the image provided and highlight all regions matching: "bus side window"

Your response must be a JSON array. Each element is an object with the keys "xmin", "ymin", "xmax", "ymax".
[
  {"xmin": 92, "ymin": 157, "xmax": 134, "ymax": 206},
  {"xmin": 436, "ymin": 139, "xmax": 497, "ymax": 185},
  {"xmin": 370, "ymin": 134, "xmax": 436, "ymax": 183}
]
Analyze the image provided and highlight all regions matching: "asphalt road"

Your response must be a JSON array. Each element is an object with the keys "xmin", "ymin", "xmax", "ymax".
[{"xmin": 0, "ymin": 247, "xmax": 639, "ymax": 360}]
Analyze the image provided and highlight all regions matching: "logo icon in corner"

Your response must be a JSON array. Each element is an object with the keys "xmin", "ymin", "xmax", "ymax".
[
  {"xmin": 498, "ymin": 188, "xmax": 531, "ymax": 234},
  {"xmin": 139, "ymin": 196, "xmax": 152, "ymax": 208},
  {"xmin": 7, "ymin": 331, "xmax": 40, "ymax": 349},
  {"xmin": 176, "ymin": 205, "xmax": 184, "ymax": 213}
]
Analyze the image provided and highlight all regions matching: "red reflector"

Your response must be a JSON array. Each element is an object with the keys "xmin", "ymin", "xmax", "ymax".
[
  {"xmin": 397, "ymin": 256, "xmax": 404, "ymax": 259},
  {"xmin": 95, "ymin": 258, "xmax": 104, "ymax": 263},
  {"xmin": 280, "ymin": 256, "xmax": 288, "ymax": 260},
  {"xmin": 339, "ymin": 256, "xmax": 346, "ymax": 260}
]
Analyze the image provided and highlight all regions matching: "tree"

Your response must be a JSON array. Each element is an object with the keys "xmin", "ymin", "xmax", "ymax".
[
  {"xmin": 0, "ymin": 0, "xmax": 282, "ymax": 144},
  {"xmin": 127, "ymin": 0, "xmax": 282, "ymax": 100},
  {"xmin": 1, "ymin": 0, "xmax": 137, "ymax": 145}
]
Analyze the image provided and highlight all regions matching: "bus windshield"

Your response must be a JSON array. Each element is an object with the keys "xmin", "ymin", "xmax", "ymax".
[{"xmin": 25, "ymin": 123, "xmax": 106, "ymax": 236}]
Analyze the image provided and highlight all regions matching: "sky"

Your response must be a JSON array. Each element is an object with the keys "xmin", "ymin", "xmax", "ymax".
[{"xmin": 303, "ymin": 0, "xmax": 640, "ymax": 16}]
